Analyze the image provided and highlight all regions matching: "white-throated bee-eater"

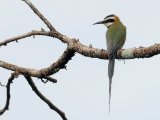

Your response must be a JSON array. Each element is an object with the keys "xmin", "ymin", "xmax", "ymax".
[{"xmin": 93, "ymin": 14, "xmax": 126, "ymax": 112}]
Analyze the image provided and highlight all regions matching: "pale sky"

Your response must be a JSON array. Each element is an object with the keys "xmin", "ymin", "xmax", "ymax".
[{"xmin": 0, "ymin": 0, "xmax": 160, "ymax": 120}]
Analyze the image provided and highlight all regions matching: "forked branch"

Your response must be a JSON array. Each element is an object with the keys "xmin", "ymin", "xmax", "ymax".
[
  {"xmin": 0, "ymin": 0, "xmax": 160, "ymax": 119},
  {"xmin": 0, "ymin": 47, "xmax": 75, "ymax": 78}
]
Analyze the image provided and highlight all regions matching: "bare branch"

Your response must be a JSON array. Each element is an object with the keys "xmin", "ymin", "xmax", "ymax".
[
  {"xmin": 48, "ymin": 31, "xmax": 160, "ymax": 59},
  {"xmin": 22, "ymin": 0, "xmax": 55, "ymax": 31},
  {"xmin": 49, "ymin": 30, "xmax": 160, "ymax": 59},
  {"xmin": 0, "ymin": 47, "xmax": 75, "ymax": 78},
  {"xmin": 43, "ymin": 76, "xmax": 57, "ymax": 83},
  {"xmin": 132, "ymin": 44, "xmax": 160, "ymax": 58},
  {"xmin": 0, "ymin": 30, "xmax": 51, "ymax": 47},
  {"xmin": 1, "ymin": 28, "xmax": 159, "ymax": 59},
  {"xmin": 24, "ymin": 75, "xmax": 67, "ymax": 120},
  {"xmin": 0, "ymin": 30, "xmax": 73, "ymax": 47},
  {"xmin": 0, "ymin": 0, "xmax": 159, "ymax": 119},
  {"xmin": 0, "ymin": 73, "xmax": 16, "ymax": 115},
  {"xmin": 0, "ymin": 0, "xmax": 159, "ymax": 60},
  {"xmin": 71, "ymin": 42, "xmax": 160, "ymax": 59},
  {"xmin": 40, "ymin": 47, "xmax": 75, "ymax": 76}
]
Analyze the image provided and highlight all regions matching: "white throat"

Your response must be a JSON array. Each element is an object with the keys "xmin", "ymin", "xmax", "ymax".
[{"xmin": 104, "ymin": 22, "xmax": 113, "ymax": 28}]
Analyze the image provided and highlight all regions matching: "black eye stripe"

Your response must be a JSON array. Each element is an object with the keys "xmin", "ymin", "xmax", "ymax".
[{"xmin": 105, "ymin": 19, "xmax": 115, "ymax": 23}]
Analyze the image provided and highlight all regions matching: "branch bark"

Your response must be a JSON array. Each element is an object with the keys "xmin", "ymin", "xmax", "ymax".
[
  {"xmin": 0, "ymin": 30, "xmax": 51, "ymax": 47},
  {"xmin": 23, "ymin": 0, "xmax": 55, "ymax": 31},
  {"xmin": 0, "ymin": 0, "xmax": 160, "ymax": 120},
  {"xmin": 24, "ymin": 75, "xmax": 67, "ymax": 120},
  {"xmin": 0, "ymin": 73, "xmax": 15, "ymax": 115},
  {"xmin": 0, "ymin": 47, "xmax": 75, "ymax": 78}
]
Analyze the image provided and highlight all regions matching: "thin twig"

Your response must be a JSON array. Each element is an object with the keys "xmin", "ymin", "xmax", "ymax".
[
  {"xmin": 44, "ymin": 76, "xmax": 57, "ymax": 83},
  {"xmin": 23, "ymin": 0, "xmax": 55, "ymax": 31},
  {"xmin": 0, "ymin": 30, "xmax": 51, "ymax": 47},
  {"xmin": 0, "ymin": 82, "xmax": 6, "ymax": 87},
  {"xmin": 0, "ymin": 73, "xmax": 16, "ymax": 115},
  {"xmin": 24, "ymin": 75, "xmax": 67, "ymax": 120}
]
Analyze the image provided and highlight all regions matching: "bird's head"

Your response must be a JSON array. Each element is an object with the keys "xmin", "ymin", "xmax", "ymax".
[{"xmin": 93, "ymin": 14, "xmax": 119, "ymax": 28}]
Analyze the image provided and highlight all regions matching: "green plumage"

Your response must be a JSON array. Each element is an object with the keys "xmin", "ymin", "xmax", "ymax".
[
  {"xmin": 93, "ymin": 15, "xmax": 126, "ymax": 113},
  {"xmin": 106, "ymin": 20, "xmax": 126, "ymax": 112},
  {"xmin": 106, "ymin": 20, "xmax": 126, "ymax": 56}
]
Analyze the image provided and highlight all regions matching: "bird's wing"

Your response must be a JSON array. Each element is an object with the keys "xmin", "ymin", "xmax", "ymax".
[{"xmin": 107, "ymin": 26, "xmax": 126, "ymax": 58}]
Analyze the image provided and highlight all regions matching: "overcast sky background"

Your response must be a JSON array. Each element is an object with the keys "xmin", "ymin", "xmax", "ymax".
[{"xmin": 0, "ymin": 0, "xmax": 160, "ymax": 120}]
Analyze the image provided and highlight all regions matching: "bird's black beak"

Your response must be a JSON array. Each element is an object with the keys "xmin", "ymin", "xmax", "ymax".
[{"xmin": 93, "ymin": 20, "xmax": 105, "ymax": 25}]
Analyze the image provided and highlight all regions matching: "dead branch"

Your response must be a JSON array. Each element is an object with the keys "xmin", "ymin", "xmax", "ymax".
[
  {"xmin": 0, "ymin": 0, "xmax": 160, "ymax": 120},
  {"xmin": 43, "ymin": 76, "xmax": 57, "ymax": 83},
  {"xmin": 0, "ymin": 47, "xmax": 74, "ymax": 78},
  {"xmin": 0, "ymin": 30, "xmax": 51, "ymax": 47},
  {"xmin": 24, "ymin": 75, "xmax": 67, "ymax": 120},
  {"xmin": 21, "ymin": 0, "xmax": 160, "ymax": 59},
  {"xmin": 0, "ymin": 73, "xmax": 16, "ymax": 115},
  {"xmin": 23, "ymin": 0, "xmax": 55, "ymax": 31},
  {"xmin": 0, "ymin": 29, "xmax": 159, "ymax": 60}
]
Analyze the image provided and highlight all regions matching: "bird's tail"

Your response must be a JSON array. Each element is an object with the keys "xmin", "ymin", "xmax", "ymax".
[{"xmin": 108, "ymin": 57, "xmax": 115, "ymax": 113}]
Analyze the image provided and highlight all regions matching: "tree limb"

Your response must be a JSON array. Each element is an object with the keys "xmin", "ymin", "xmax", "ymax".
[
  {"xmin": 24, "ymin": 75, "xmax": 67, "ymax": 120},
  {"xmin": 1, "ymin": 29, "xmax": 159, "ymax": 60},
  {"xmin": 0, "ymin": 73, "xmax": 16, "ymax": 115},
  {"xmin": 43, "ymin": 76, "xmax": 57, "ymax": 83},
  {"xmin": 22, "ymin": 0, "xmax": 55, "ymax": 31},
  {"xmin": 0, "ymin": 47, "xmax": 75, "ymax": 78},
  {"xmin": 0, "ymin": 0, "xmax": 159, "ymax": 60},
  {"xmin": 20, "ymin": 0, "xmax": 160, "ymax": 59},
  {"xmin": 0, "ymin": 0, "xmax": 160, "ymax": 119},
  {"xmin": 0, "ymin": 30, "xmax": 51, "ymax": 47}
]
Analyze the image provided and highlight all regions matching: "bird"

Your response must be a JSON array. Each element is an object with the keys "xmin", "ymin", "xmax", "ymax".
[{"xmin": 93, "ymin": 14, "xmax": 126, "ymax": 112}]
